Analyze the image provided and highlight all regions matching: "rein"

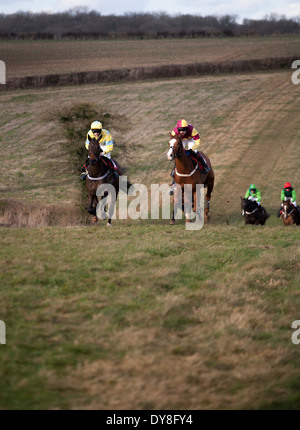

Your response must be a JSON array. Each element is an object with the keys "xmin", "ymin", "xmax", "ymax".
[
  {"xmin": 282, "ymin": 204, "xmax": 295, "ymax": 218},
  {"xmin": 88, "ymin": 143, "xmax": 109, "ymax": 181}
]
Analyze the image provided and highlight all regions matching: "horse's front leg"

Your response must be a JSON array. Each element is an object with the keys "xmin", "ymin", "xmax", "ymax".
[
  {"xmin": 88, "ymin": 191, "xmax": 96, "ymax": 216},
  {"xmin": 204, "ymin": 196, "xmax": 211, "ymax": 223},
  {"xmin": 170, "ymin": 198, "xmax": 175, "ymax": 225}
]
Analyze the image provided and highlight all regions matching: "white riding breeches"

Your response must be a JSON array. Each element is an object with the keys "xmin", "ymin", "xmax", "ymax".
[
  {"xmin": 283, "ymin": 197, "xmax": 297, "ymax": 207},
  {"xmin": 248, "ymin": 197, "xmax": 261, "ymax": 205},
  {"xmin": 182, "ymin": 139, "xmax": 196, "ymax": 152}
]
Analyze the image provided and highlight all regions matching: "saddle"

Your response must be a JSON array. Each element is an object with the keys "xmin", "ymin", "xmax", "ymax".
[{"xmin": 186, "ymin": 151, "xmax": 204, "ymax": 171}]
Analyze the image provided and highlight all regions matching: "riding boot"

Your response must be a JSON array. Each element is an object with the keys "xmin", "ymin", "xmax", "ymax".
[
  {"xmin": 107, "ymin": 165, "xmax": 118, "ymax": 184},
  {"xmin": 277, "ymin": 208, "xmax": 282, "ymax": 218},
  {"xmin": 197, "ymin": 153, "xmax": 210, "ymax": 174},
  {"xmin": 169, "ymin": 178, "xmax": 176, "ymax": 195},
  {"xmin": 170, "ymin": 166, "xmax": 175, "ymax": 179},
  {"xmin": 169, "ymin": 166, "xmax": 176, "ymax": 195}
]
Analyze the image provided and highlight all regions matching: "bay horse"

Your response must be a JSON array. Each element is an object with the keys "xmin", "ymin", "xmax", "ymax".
[
  {"xmin": 167, "ymin": 133, "xmax": 214, "ymax": 225},
  {"xmin": 280, "ymin": 200, "xmax": 300, "ymax": 226},
  {"xmin": 86, "ymin": 139, "xmax": 120, "ymax": 226},
  {"xmin": 240, "ymin": 197, "xmax": 270, "ymax": 225}
]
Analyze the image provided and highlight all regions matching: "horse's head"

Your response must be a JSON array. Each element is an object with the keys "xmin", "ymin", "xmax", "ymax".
[
  {"xmin": 240, "ymin": 197, "xmax": 247, "ymax": 210},
  {"xmin": 241, "ymin": 197, "xmax": 258, "ymax": 212},
  {"xmin": 282, "ymin": 199, "xmax": 294, "ymax": 219},
  {"xmin": 167, "ymin": 133, "xmax": 185, "ymax": 161},
  {"xmin": 88, "ymin": 139, "xmax": 102, "ymax": 165}
]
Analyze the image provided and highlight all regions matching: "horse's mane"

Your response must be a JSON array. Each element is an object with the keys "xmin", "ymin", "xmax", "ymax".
[{"xmin": 241, "ymin": 197, "xmax": 258, "ymax": 211}]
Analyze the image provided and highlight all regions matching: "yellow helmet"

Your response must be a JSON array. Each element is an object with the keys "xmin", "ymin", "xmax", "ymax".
[
  {"xmin": 177, "ymin": 119, "xmax": 188, "ymax": 129},
  {"xmin": 91, "ymin": 121, "xmax": 102, "ymax": 132}
]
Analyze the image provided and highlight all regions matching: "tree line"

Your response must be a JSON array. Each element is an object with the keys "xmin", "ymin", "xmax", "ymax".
[{"xmin": 0, "ymin": 9, "xmax": 300, "ymax": 40}]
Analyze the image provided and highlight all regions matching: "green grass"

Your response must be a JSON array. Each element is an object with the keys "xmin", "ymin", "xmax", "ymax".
[{"xmin": 1, "ymin": 223, "xmax": 300, "ymax": 409}]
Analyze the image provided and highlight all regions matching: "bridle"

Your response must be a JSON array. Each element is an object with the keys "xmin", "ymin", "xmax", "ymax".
[
  {"xmin": 282, "ymin": 202, "xmax": 295, "ymax": 219},
  {"xmin": 88, "ymin": 141, "xmax": 102, "ymax": 164},
  {"xmin": 243, "ymin": 199, "xmax": 259, "ymax": 215},
  {"xmin": 87, "ymin": 141, "xmax": 109, "ymax": 181},
  {"xmin": 169, "ymin": 137, "xmax": 199, "ymax": 177}
]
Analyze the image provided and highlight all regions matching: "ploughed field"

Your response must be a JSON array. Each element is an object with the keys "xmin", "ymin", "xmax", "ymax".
[{"xmin": 1, "ymin": 35, "xmax": 300, "ymax": 79}]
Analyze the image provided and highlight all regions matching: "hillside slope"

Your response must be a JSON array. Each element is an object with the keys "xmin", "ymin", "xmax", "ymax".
[{"xmin": 0, "ymin": 69, "xmax": 299, "ymax": 226}]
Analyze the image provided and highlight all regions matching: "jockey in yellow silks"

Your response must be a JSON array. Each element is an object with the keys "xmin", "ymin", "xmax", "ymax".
[
  {"xmin": 80, "ymin": 121, "xmax": 118, "ymax": 181},
  {"xmin": 168, "ymin": 119, "xmax": 210, "ymax": 194}
]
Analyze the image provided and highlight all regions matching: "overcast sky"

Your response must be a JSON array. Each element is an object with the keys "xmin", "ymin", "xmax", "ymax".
[{"xmin": 1, "ymin": 0, "xmax": 300, "ymax": 23}]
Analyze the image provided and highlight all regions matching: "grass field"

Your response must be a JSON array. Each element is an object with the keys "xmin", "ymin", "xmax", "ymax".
[
  {"xmin": 1, "ymin": 224, "xmax": 300, "ymax": 410},
  {"xmin": 1, "ymin": 35, "xmax": 300, "ymax": 79},
  {"xmin": 1, "ymin": 37, "xmax": 300, "ymax": 410}
]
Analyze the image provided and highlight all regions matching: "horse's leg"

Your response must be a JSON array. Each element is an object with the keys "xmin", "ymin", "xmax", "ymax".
[
  {"xmin": 184, "ymin": 187, "xmax": 192, "ymax": 223},
  {"xmin": 170, "ymin": 197, "xmax": 175, "ymax": 225},
  {"xmin": 204, "ymin": 171, "xmax": 214, "ymax": 223},
  {"xmin": 106, "ymin": 187, "xmax": 119, "ymax": 227},
  {"xmin": 88, "ymin": 191, "xmax": 97, "ymax": 217}
]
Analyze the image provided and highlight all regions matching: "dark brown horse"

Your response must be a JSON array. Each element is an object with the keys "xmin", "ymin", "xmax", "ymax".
[
  {"xmin": 167, "ymin": 133, "xmax": 214, "ymax": 225},
  {"xmin": 280, "ymin": 200, "xmax": 300, "ymax": 226},
  {"xmin": 86, "ymin": 139, "xmax": 120, "ymax": 226},
  {"xmin": 240, "ymin": 197, "xmax": 270, "ymax": 225}
]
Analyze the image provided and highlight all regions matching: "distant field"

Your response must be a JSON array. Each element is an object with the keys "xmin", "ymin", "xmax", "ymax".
[{"xmin": 1, "ymin": 35, "xmax": 300, "ymax": 79}]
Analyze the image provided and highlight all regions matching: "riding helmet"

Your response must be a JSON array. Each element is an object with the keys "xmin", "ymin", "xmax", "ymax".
[
  {"xmin": 284, "ymin": 182, "xmax": 292, "ymax": 189},
  {"xmin": 91, "ymin": 121, "xmax": 102, "ymax": 131},
  {"xmin": 177, "ymin": 119, "xmax": 188, "ymax": 129}
]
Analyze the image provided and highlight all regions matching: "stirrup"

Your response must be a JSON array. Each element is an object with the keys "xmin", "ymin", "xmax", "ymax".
[
  {"xmin": 80, "ymin": 172, "xmax": 87, "ymax": 180},
  {"xmin": 169, "ymin": 183, "xmax": 176, "ymax": 195}
]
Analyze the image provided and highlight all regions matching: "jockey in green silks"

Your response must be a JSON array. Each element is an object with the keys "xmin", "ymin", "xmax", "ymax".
[
  {"xmin": 242, "ymin": 184, "xmax": 264, "ymax": 216},
  {"xmin": 277, "ymin": 182, "xmax": 299, "ymax": 217},
  {"xmin": 245, "ymin": 184, "xmax": 262, "ymax": 204}
]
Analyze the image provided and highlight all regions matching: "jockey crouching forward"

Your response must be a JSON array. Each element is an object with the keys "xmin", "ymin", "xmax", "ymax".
[
  {"xmin": 80, "ymin": 121, "xmax": 118, "ymax": 183},
  {"xmin": 243, "ymin": 184, "xmax": 266, "ymax": 217},
  {"xmin": 169, "ymin": 119, "xmax": 210, "ymax": 195},
  {"xmin": 277, "ymin": 182, "xmax": 300, "ymax": 217}
]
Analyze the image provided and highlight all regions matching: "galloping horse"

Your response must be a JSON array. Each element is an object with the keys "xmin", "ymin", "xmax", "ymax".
[
  {"xmin": 280, "ymin": 200, "xmax": 300, "ymax": 226},
  {"xmin": 167, "ymin": 133, "xmax": 214, "ymax": 224},
  {"xmin": 86, "ymin": 139, "xmax": 120, "ymax": 226},
  {"xmin": 240, "ymin": 197, "xmax": 269, "ymax": 225}
]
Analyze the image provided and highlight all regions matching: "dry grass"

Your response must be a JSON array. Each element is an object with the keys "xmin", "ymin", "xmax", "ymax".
[{"xmin": 1, "ymin": 36, "xmax": 300, "ymax": 79}]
